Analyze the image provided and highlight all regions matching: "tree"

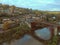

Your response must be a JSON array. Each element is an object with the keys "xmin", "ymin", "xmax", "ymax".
[{"xmin": 3, "ymin": 21, "xmax": 11, "ymax": 30}]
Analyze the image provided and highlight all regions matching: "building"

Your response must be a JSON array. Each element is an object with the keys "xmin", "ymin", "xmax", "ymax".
[
  {"xmin": 9, "ymin": 5, "xmax": 15, "ymax": 14},
  {"xmin": 2, "ymin": 18, "xmax": 10, "ymax": 23}
]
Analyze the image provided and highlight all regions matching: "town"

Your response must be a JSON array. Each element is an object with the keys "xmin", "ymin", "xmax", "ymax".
[{"xmin": 0, "ymin": 4, "xmax": 60, "ymax": 45}]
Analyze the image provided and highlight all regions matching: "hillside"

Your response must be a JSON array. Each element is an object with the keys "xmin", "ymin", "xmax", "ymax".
[{"xmin": 0, "ymin": 4, "xmax": 60, "ymax": 16}]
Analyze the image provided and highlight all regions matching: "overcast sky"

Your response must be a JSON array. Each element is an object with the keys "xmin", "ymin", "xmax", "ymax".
[{"xmin": 0, "ymin": 0, "xmax": 60, "ymax": 11}]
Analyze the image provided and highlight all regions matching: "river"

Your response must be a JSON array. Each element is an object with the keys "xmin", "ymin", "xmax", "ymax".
[{"xmin": 3, "ymin": 27, "xmax": 51, "ymax": 45}]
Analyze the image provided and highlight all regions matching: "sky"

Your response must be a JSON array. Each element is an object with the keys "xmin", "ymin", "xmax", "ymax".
[{"xmin": 0, "ymin": 0, "xmax": 60, "ymax": 11}]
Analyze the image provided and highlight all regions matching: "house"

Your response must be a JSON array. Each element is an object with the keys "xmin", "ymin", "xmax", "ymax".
[
  {"xmin": 2, "ymin": 18, "xmax": 10, "ymax": 23},
  {"xmin": 9, "ymin": 6, "xmax": 15, "ymax": 14}
]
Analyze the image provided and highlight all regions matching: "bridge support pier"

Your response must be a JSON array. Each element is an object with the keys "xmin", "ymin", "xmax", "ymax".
[{"xmin": 54, "ymin": 26, "xmax": 58, "ymax": 36}]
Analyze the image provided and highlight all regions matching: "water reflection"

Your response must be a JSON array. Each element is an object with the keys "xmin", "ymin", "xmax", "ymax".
[
  {"xmin": 3, "ymin": 35, "xmax": 44, "ymax": 45},
  {"xmin": 3, "ymin": 35, "xmax": 31, "ymax": 45},
  {"xmin": 3, "ymin": 28, "xmax": 50, "ymax": 45},
  {"xmin": 35, "ymin": 28, "xmax": 51, "ymax": 40}
]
